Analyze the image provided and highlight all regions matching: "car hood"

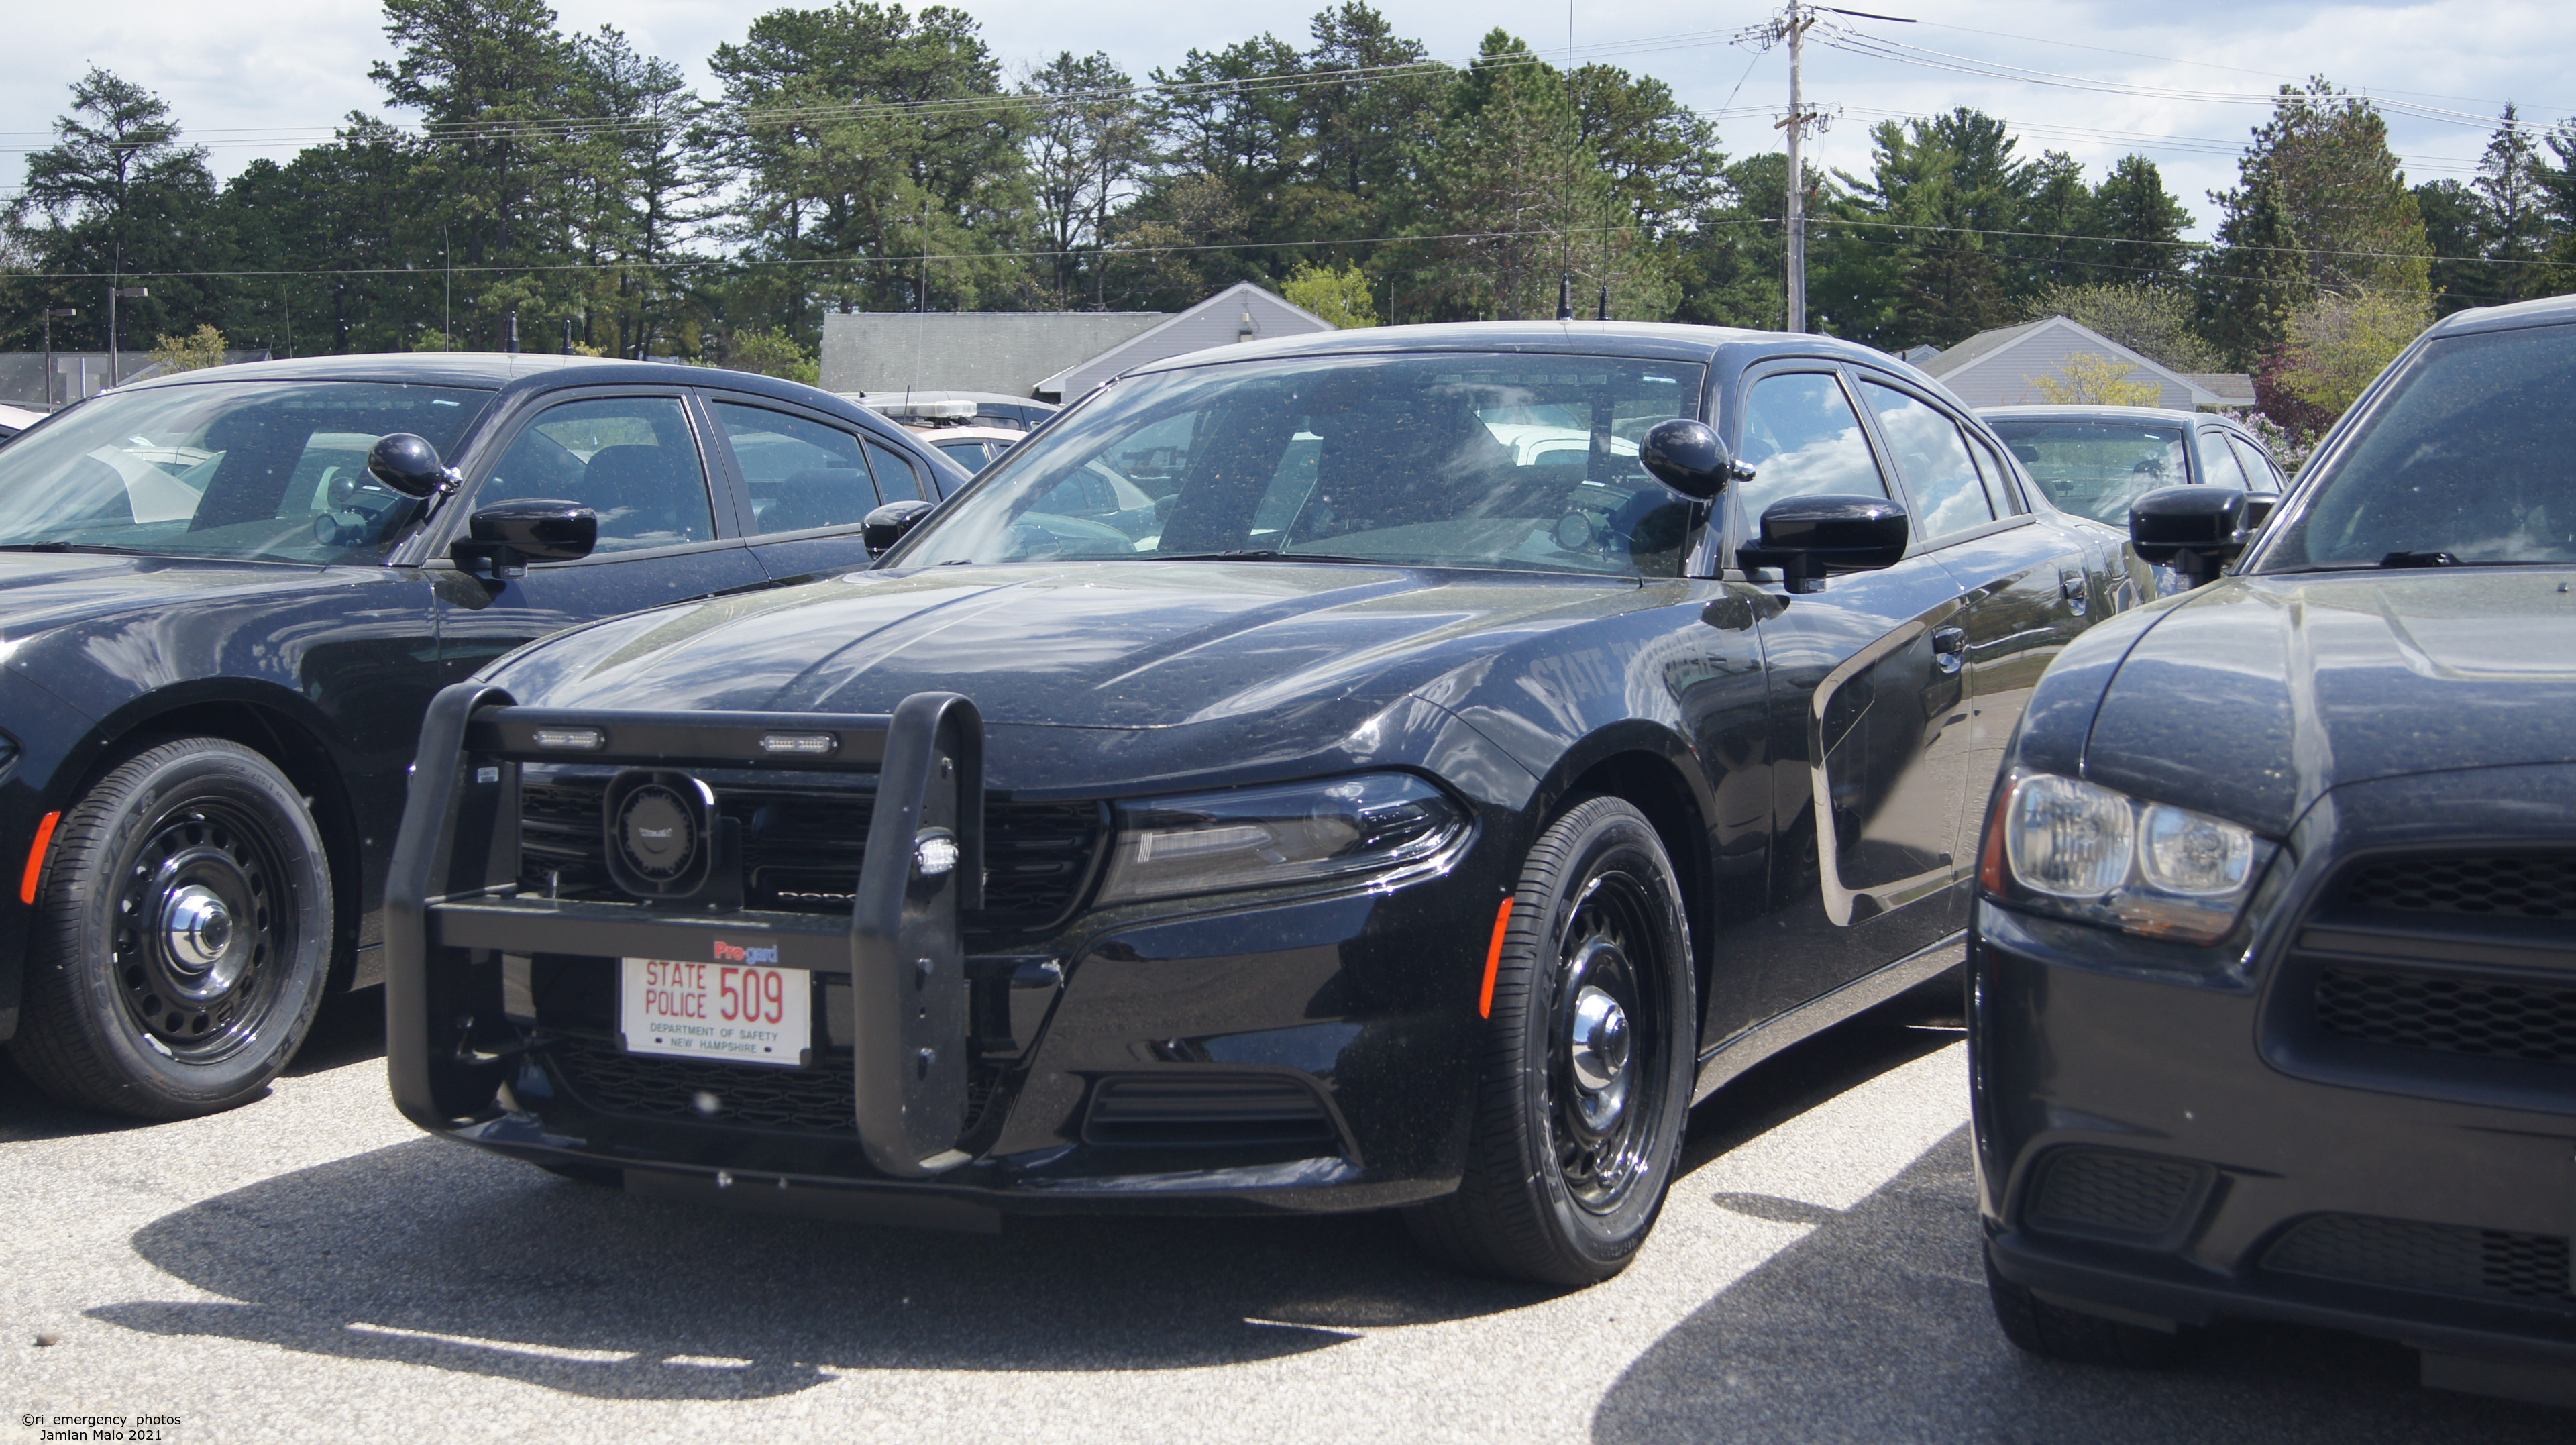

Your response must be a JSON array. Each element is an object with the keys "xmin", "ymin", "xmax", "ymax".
[
  {"xmin": 2083, "ymin": 569, "xmax": 2576, "ymax": 835},
  {"xmin": 0, "ymin": 551, "xmax": 369, "ymax": 641},
  {"xmin": 487, "ymin": 561, "xmax": 1646, "ymax": 788}
]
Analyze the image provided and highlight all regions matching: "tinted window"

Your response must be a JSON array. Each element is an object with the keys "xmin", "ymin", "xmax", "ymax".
[
  {"xmin": 710, "ymin": 401, "xmax": 879, "ymax": 536},
  {"xmin": 0, "ymin": 380, "xmax": 490, "ymax": 564},
  {"xmin": 1734, "ymin": 372, "xmax": 1886, "ymax": 527},
  {"xmin": 1860, "ymin": 381, "xmax": 1994, "ymax": 538},
  {"xmin": 2226, "ymin": 435, "xmax": 2282, "ymax": 495},
  {"xmin": 864, "ymin": 440, "xmax": 925, "ymax": 503},
  {"xmin": 2265, "ymin": 325, "xmax": 2576, "ymax": 568},
  {"xmin": 898, "ymin": 354, "xmax": 1710, "ymax": 576},
  {"xmin": 478, "ymin": 396, "xmax": 714, "ymax": 553},
  {"xmin": 2195, "ymin": 427, "xmax": 2250, "ymax": 488},
  {"xmin": 1986, "ymin": 420, "xmax": 2186, "ymax": 525}
]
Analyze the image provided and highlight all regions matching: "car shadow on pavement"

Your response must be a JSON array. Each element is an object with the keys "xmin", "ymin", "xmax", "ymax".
[
  {"xmin": 84, "ymin": 985, "xmax": 1970, "ymax": 1401},
  {"xmin": 1591, "ymin": 1126, "xmax": 2573, "ymax": 1444}
]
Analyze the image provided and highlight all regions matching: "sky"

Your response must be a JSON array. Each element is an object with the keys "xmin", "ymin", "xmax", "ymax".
[{"xmin": 4, "ymin": 0, "xmax": 2571, "ymax": 244}]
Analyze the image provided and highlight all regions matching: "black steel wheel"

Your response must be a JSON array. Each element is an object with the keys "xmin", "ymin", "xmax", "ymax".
[
  {"xmin": 1407, "ymin": 795, "xmax": 1695, "ymax": 1285},
  {"xmin": 13, "ymin": 738, "xmax": 334, "ymax": 1118}
]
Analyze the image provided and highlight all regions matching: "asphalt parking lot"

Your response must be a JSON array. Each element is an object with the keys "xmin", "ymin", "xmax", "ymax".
[{"xmin": 5, "ymin": 986, "xmax": 2567, "ymax": 1445}]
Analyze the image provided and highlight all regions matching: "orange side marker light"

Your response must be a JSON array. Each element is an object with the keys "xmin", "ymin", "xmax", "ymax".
[
  {"xmin": 1477, "ymin": 898, "xmax": 1515, "ymax": 1018},
  {"xmin": 20, "ymin": 810, "xmax": 62, "ymax": 906}
]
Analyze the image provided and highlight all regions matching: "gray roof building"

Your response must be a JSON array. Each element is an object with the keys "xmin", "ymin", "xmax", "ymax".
[
  {"xmin": 818, "ymin": 281, "xmax": 1338, "ymax": 402},
  {"xmin": 1915, "ymin": 316, "xmax": 2246, "ymax": 410}
]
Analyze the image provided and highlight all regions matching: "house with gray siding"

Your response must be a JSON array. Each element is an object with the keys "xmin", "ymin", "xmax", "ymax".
[
  {"xmin": 1915, "ymin": 316, "xmax": 2245, "ymax": 409},
  {"xmin": 817, "ymin": 281, "xmax": 1337, "ymax": 401}
]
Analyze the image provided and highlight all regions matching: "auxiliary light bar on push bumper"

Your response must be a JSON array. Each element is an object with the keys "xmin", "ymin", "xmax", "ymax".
[{"xmin": 385, "ymin": 682, "xmax": 987, "ymax": 1179}]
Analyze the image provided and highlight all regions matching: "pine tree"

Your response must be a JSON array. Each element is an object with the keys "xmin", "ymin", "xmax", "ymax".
[{"xmin": 2471, "ymin": 103, "xmax": 2553, "ymax": 305}]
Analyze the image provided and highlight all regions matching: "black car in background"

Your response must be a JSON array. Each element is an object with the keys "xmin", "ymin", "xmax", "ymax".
[
  {"xmin": 1972, "ymin": 294, "xmax": 2576, "ymax": 1404},
  {"xmin": 390, "ymin": 321, "xmax": 2138, "ymax": 1284},
  {"xmin": 1982, "ymin": 405, "xmax": 2287, "ymax": 524},
  {"xmin": 0, "ymin": 353, "xmax": 967, "ymax": 1119}
]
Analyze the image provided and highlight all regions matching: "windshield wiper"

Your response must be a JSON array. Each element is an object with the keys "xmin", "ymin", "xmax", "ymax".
[
  {"xmin": 0, "ymin": 541, "xmax": 145, "ymax": 555},
  {"xmin": 2379, "ymin": 550, "xmax": 2460, "ymax": 568},
  {"xmin": 1150, "ymin": 549, "xmax": 1383, "ymax": 564}
]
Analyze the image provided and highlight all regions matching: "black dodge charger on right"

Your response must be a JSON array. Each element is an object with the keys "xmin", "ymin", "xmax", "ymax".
[{"xmin": 1972, "ymin": 292, "xmax": 2576, "ymax": 1402}]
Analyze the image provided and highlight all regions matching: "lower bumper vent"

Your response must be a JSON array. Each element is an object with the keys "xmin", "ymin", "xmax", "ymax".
[
  {"xmin": 547, "ymin": 1037, "xmax": 857, "ymax": 1136},
  {"xmin": 2265, "ymin": 1213, "xmax": 2573, "ymax": 1309},
  {"xmin": 2026, "ymin": 1148, "xmax": 2207, "ymax": 1241},
  {"xmin": 1082, "ymin": 1075, "xmax": 1338, "ymax": 1148}
]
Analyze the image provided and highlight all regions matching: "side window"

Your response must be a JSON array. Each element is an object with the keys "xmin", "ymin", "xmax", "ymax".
[
  {"xmin": 1733, "ymin": 372, "xmax": 1888, "ymax": 528},
  {"xmin": 477, "ymin": 396, "xmax": 715, "ymax": 553},
  {"xmin": 2196, "ymin": 428, "xmax": 2251, "ymax": 489},
  {"xmin": 1963, "ymin": 433, "xmax": 2019, "ymax": 515},
  {"xmin": 2226, "ymin": 435, "xmax": 2282, "ymax": 495},
  {"xmin": 708, "ymin": 400, "xmax": 881, "ymax": 536},
  {"xmin": 863, "ymin": 439, "xmax": 925, "ymax": 503},
  {"xmin": 1858, "ymin": 381, "xmax": 1996, "ymax": 539}
]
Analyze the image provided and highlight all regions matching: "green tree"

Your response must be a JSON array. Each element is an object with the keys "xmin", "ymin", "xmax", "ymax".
[
  {"xmin": 1022, "ymin": 51, "xmax": 1148, "ymax": 307},
  {"xmin": 1672, "ymin": 152, "xmax": 1794, "ymax": 329},
  {"xmin": 2275, "ymin": 289, "xmax": 2432, "ymax": 418},
  {"xmin": 2213, "ymin": 78, "xmax": 2433, "ymax": 300},
  {"xmin": 5, "ymin": 68, "xmax": 224, "ymax": 352},
  {"xmin": 2027, "ymin": 282, "xmax": 2219, "ymax": 372},
  {"xmin": 2195, "ymin": 174, "xmax": 2307, "ymax": 369},
  {"xmin": 146, "ymin": 323, "xmax": 230, "ymax": 372},
  {"xmin": 1827, "ymin": 109, "xmax": 2032, "ymax": 347},
  {"xmin": 562, "ymin": 26, "xmax": 709, "ymax": 358},
  {"xmin": 2413, "ymin": 178, "xmax": 2485, "ymax": 314},
  {"xmin": 1280, "ymin": 259, "xmax": 1377, "ymax": 326},
  {"xmin": 2470, "ymin": 103, "xmax": 2554, "ymax": 305},
  {"xmin": 2088, "ymin": 155, "xmax": 2194, "ymax": 286}
]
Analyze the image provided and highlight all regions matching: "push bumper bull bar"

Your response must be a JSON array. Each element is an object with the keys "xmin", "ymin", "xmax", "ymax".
[{"xmin": 385, "ymin": 680, "xmax": 986, "ymax": 1179}]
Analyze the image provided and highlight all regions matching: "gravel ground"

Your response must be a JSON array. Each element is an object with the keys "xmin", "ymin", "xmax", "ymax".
[{"xmin": 3, "ymin": 988, "xmax": 2568, "ymax": 1444}]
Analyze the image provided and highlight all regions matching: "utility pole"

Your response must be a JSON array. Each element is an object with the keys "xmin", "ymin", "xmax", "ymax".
[
  {"xmin": 1783, "ymin": 5, "xmax": 1812, "ymax": 332},
  {"xmin": 107, "ymin": 286, "xmax": 148, "ymax": 387}
]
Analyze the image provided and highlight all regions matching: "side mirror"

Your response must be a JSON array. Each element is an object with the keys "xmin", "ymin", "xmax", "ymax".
[
  {"xmin": 368, "ymin": 433, "xmax": 451, "ymax": 499},
  {"xmin": 2129, "ymin": 485, "xmax": 2247, "ymax": 588},
  {"xmin": 863, "ymin": 499, "xmax": 935, "ymax": 557},
  {"xmin": 453, "ymin": 498, "xmax": 597, "ymax": 580},
  {"xmin": 1739, "ymin": 494, "xmax": 1910, "ymax": 594},
  {"xmin": 1638, "ymin": 419, "xmax": 1754, "ymax": 500}
]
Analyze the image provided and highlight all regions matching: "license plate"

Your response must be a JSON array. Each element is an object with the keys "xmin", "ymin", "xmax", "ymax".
[{"xmin": 619, "ymin": 957, "xmax": 812, "ymax": 1067}]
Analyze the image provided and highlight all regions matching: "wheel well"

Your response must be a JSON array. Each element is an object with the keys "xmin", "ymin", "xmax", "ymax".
[
  {"xmin": 84, "ymin": 700, "xmax": 364, "ymax": 989},
  {"xmin": 1566, "ymin": 752, "xmax": 1715, "ymax": 1013}
]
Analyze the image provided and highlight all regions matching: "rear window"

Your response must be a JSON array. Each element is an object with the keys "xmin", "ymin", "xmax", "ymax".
[
  {"xmin": 2264, "ymin": 324, "xmax": 2576, "ymax": 568},
  {"xmin": 1985, "ymin": 420, "xmax": 2186, "ymax": 525}
]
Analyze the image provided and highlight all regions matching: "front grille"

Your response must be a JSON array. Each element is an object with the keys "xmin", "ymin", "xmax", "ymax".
[
  {"xmin": 546, "ymin": 1036, "xmax": 857, "ymax": 1135},
  {"xmin": 1081, "ymin": 1075, "xmax": 1339, "ymax": 1149},
  {"xmin": 2343, "ymin": 854, "xmax": 2576, "ymax": 920},
  {"xmin": 2314, "ymin": 965, "xmax": 2576, "ymax": 1065},
  {"xmin": 2265, "ymin": 1213, "xmax": 2573, "ymax": 1309},
  {"xmin": 2026, "ymin": 1149, "xmax": 2206, "ymax": 1240},
  {"xmin": 519, "ymin": 773, "xmax": 1105, "ymax": 933}
]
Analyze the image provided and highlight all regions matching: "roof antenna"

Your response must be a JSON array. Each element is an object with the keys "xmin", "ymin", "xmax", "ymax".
[
  {"xmin": 1597, "ymin": 285, "xmax": 1609, "ymax": 321},
  {"xmin": 1556, "ymin": 274, "xmax": 1573, "ymax": 321}
]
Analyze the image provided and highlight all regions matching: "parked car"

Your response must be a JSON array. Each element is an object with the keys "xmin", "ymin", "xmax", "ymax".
[
  {"xmin": 0, "ymin": 403, "xmax": 45, "ymax": 442},
  {"xmin": 0, "ymin": 352, "xmax": 968, "ymax": 1118},
  {"xmin": 1970, "ymin": 294, "xmax": 2576, "ymax": 1403},
  {"xmin": 1981, "ymin": 405, "xmax": 2287, "ymax": 526},
  {"xmin": 905, "ymin": 424, "xmax": 1029, "ymax": 474},
  {"xmin": 387, "ymin": 321, "xmax": 2139, "ymax": 1285}
]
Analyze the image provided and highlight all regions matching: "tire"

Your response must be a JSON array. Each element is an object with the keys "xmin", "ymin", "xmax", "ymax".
[
  {"xmin": 13, "ymin": 738, "xmax": 335, "ymax": 1119},
  {"xmin": 1407, "ymin": 795, "xmax": 1696, "ymax": 1286},
  {"xmin": 1985, "ymin": 1251, "xmax": 2196, "ymax": 1366}
]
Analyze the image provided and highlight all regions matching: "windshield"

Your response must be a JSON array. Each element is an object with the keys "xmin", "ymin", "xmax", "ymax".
[
  {"xmin": 2263, "ymin": 324, "xmax": 2576, "ymax": 570},
  {"xmin": 1984, "ymin": 419, "xmax": 2187, "ymax": 525},
  {"xmin": 0, "ymin": 380, "xmax": 492, "ymax": 564},
  {"xmin": 894, "ymin": 354, "xmax": 1711, "ymax": 577}
]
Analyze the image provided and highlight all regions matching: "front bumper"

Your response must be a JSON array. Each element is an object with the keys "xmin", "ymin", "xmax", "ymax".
[
  {"xmin": 1971, "ymin": 893, "xmax": 2576, "ymax": 1372},
  {"xmin": 387, "ymin": 683, "xmax": 1504, "ymax": 1218}
]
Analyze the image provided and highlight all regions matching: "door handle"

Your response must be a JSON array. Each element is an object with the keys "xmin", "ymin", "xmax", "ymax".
[
  {"xmin": 1931, "ymin": 626, "xmax": 1966, "ymax": 673},
  {"xmin": 2060, "ymin": 568, "xmax": 2090, "ymax": 615}
]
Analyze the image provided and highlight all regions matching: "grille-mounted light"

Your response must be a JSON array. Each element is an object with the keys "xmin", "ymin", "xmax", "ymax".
[
  {"xmin": 759, "ymin": 732, "xmax": 838, "ymax": 756},
  {"xmin": 533, "ymin": 727, "xmax": 605, "ymax": 751}
]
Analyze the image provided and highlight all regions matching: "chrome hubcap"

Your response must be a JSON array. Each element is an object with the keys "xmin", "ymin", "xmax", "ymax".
[
  {"xmin": 1568, "ymin": 983, "xmax": 1633, "ymax": 1128},
  {"xmin": 160, "ymin": 883, "xmax": 236, "ymax": 981}
]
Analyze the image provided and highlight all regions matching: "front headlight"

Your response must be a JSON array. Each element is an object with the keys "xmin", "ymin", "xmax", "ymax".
[
  {"xmin": 1982, "ymin": 771, "xmax": 2273, "ymax": 945},
  {"xmin": 1097, "ymin": 773, "xmax": 1468, "ymax": 904}
]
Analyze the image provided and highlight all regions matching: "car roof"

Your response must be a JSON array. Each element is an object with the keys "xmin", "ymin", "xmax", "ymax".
[
  {"xmin": 112, "ymin": 352, "xmax": 856, "ymax": 414},
  {"xmin": 908, "ymin": 426, "xmax": 1026, "ymax": 443},
  {"xmin": 2427, "ymin": 291, "xmax": 2576, "ymax": 338},
  {"xmin": 1118, "ymin": 319, "xmax": 1908, "ymax": 378}
]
